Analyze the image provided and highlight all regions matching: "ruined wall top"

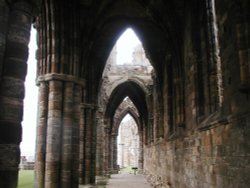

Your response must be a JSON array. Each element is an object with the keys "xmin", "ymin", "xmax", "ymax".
[
  {"xmin": 99, "ymin": 43, "xmax": 153, "ymax": 111},
  {"xmin": 103, "ymin": 44, "xmax": 153, "ymax": 77}
]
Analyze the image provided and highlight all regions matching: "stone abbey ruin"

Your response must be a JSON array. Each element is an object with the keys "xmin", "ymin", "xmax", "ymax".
[{"xmin": 0, "ymin": 0, "xmax": 250, "ymax": 187}]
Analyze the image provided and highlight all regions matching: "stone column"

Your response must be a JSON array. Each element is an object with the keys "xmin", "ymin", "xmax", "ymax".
[
  {"xmin": 143, "ymin": 121, "xmax": 148, "ymax": 146},
  {"xmin": 138, "ymin": 132, "xmax": 143, "ymax": 172},
  {"xmin": 95, "ymin": 113, "xmax": 109, "ymax": 185},
  {"xmin": 104, "ymin": 125, "xmax": 110, "ymax": 176},
  {"xmin": 72, "ymin": 84, "xmax": 81, "ymax": 187},
  {"xmin": 79, "ymin": 103, "xmax": 96, "ymax": 185},
  {"xmin": 61, "ymin": 82, "xmax": 74, "ymax": 188},
  {"xmin": 44, "ymin": 80, "xmax": 63, "ymax": 188},
  {"xmin": 96, "ymin": 119, "xmax": 108, "ymax": 178},
  {"xmin": 35, "ymin": 81, "xmax": 49, "ymax": 188},
  {"xmin": 112, "ymin": 134, "xmax": 118, "ymax": 173},
  {"xmin": 84, "ymin": 106, "xmax": 92, "ymax": 184},
  {"xmin": 95, "ymin": 118, "xmax": 104, "ymax": 177},
  {"xmin": 0, "ymin": 1, "xmax": 32, "ymax": 188},
  {"xmin": 109, "ymin": 135, "xmax": 114, "ymax": 173},
  {"xmin": 90, "ymin": 107, "xmax": 97, "ymax": 184},
  {"xmin": 79, "ymin": 104, "xmax": 86, "ymax": 184},
  {"xmin": 35, "ymin": 75, "xmax": 83, "ymax": 188}
]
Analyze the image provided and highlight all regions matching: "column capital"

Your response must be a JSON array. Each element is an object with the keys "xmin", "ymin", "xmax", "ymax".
[{"xmin": 36, "ymin": 73, "xmax": 85, "ymax": 86}]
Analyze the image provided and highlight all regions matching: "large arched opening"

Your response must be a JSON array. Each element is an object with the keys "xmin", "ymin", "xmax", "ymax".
[{"xmin": 117, "ymin": 113, "xmax": 139, "ymax": 170}]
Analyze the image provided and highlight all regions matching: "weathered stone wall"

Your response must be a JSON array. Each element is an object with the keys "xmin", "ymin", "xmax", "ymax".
[
  {"xmin": 144, "ymin": 117, "xmax": 250, "ymax": 188},
  {"xmin": 143, "ymin": 1, "xmax": 250, "ymax": 188}
]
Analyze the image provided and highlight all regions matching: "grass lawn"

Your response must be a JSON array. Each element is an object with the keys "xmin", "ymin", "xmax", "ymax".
[
  {"xmin": 17, "ymin": 170, "xmax": 106, "ymax": 188},
  {"xmin": 119, "ymin": 166, "xmax": 134, "ymax": 174},
  {"xmin": 18, "ymin": 170, "xmax": 34, "ymax": 188}
]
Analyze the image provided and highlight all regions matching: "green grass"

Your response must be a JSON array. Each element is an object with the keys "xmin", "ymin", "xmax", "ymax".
[
  {"xmin": 18, "ymin": 170, "xmax": 34, "ymax": 188},
  {"xmin": 16, "ymin": 170, "xmax": 111, "ymax": 188},
  {"xmin": 119, "ymin": 166, "xmax": 134, "ymax": 174}
]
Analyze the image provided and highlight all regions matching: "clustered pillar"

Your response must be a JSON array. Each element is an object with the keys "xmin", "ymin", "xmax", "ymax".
[
  {"xmin": 111, "ymin": 134, "xmax": 118, "ymax": 173},
  {"xmin": 104, "ymin": 124, "xmax": 110, "ymax": 176},
  {"xmin": 235, "ymin": 1, "xmax": 250, "ymax": 92},
  {"xmin": 79, "ymin": 103, "xmax": 97, "ymax": 185},
  {"xmin": 45, "ymin": 80, "xmax": 63, "ymax": 188},
  {"xmin": 35, "ymin": 82, "xmax": 49, "ymax": 188},
  {"xmin": 35, "ymin": 76, "xmax": 83, "ymax": 188},
  {"xmin": 34, "ymin": 0, "xmax": 85, "ymax": 186},
  {"xmin": 138, "ymin": 132, "xmax": 144, "ymax": 172},
  {"xmin": 0, "ymin": 1, "xmax": 33, "ymax": 187},
  {"xmin": 95, "ymin": 112, "xmax": 105, "ymax": 180}
]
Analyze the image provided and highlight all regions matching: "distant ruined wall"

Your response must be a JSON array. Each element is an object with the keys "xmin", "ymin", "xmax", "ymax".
[
  {"xmin": 99, "ymin": 44, "xmax": 153, "ymax": 110},
  {"xmin": 117, "ymin": 118, "xmax": 139, "ymax": 168}
]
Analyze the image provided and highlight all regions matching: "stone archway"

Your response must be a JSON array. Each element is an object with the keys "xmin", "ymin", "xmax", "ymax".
[
  {"xmin": 34, "ymin": 0, "xmax": 181, "ymax": 186},
  {"xmin": 98, "ymin": 80, "xmax": 149, "ymax": 178},
  {"xmin": 113, "ymin": 99, "xmax": 144, "ymax": 172},
  {"xmin": 94, "ymin": 40, "xmax": 153, "ymax": 178},
  {"xmin": 117, "ymin": 114, "xmax": 139, "ymax": 169},
  {"xmin": 1, "ymin": 1, "xmax": 250, "ymax": 188}
]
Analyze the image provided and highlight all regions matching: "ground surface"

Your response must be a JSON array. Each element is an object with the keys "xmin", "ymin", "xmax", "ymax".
[
  {"xmin": 18, "ymin": 169, "xmax": 152, "ymax": 188},
  {"xmin": 18, "ymin": 170, "xmax": 34, "ymax": 188},
  {"xmin": 106, "ymin": 174, "xmax": 152, "ymax": 188}
]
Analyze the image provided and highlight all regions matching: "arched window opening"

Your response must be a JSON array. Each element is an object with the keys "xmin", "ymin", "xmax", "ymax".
[
  {"xmin": 117, "ymin": 114, "xmax": 139, "ymax": 169},
  {"xmin": 103, "ymin": 28, "xmax": 153, "ymax": 76},
  {"xmin": 101, "ymin": 27, "xmax": 154, "ymax": 143}
]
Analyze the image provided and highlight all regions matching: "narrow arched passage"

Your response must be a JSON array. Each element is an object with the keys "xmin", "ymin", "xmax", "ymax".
[
  {"xmin": 113, "ymin": 98, "xmax": 143, "ymax": 173},
  {"xmin": 95, "ymin": 32, "xmax": 153, "ymax": 179},
  {"xmin": 96, "ymin": 80, "xmax": 150, "ymax": 178},
  {"xmin": 117, "ymin": 114, "xmax": 139, "ymax": 169},
  {"xmin": 2, "ymin": 1, "xmax": 250, "ymax": 188}
]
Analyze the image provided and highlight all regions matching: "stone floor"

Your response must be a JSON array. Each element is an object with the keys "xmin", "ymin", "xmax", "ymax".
[{"xmin": 106, "ymin": 173, "xmax": 152, "ymax": 188}]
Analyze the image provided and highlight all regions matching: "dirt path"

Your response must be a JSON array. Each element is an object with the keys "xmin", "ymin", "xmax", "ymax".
[{"xmin": 106, "ymin": 173, "xmax": 152, "ymax": 188}]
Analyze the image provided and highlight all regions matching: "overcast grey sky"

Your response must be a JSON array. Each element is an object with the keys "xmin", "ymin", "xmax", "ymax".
[
  {"xmin": 116, "ymin": 28, "xmax": 141, "ymax": 64},
  {"xmin": 20, "ymin": 27, "xmax": 38, "ymax": 156}
]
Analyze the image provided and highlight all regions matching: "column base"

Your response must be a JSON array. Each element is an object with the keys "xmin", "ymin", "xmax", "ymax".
[
  {"xmin": 104, "ymin": 171, "xmax": 111, "ymax": 178},
  {"xmin": 137, "ymin": 169, "xmax": 143, "ymax": 174},
  {"xmin": 79, "ymin": 184, "xmax": 97, "ymax": 188},
  {"xmin": 95, "ymin": 175, "xmax": 108, "ymax": 185},
  {"xmin": 110, "ymin": 169, "xmax": 119, "ymax": 174}
]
